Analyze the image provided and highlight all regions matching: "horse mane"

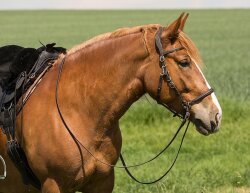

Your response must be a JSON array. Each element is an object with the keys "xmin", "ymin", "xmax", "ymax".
[
  {"xmin": 68, "ymin": 24, "xmax": 203, "ymax": 69},
  {"xmin": 178, "ymin": 31, "xmax": 203, "ymax": 68},
  {"xmin": 68, "ymin": 24, "xmax": 159, "ymax": 55}
]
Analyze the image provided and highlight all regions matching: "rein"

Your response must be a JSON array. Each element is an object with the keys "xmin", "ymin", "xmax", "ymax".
[{"xmin": 55, "ymin": 27, "xmax": 214, "ymax": 184}]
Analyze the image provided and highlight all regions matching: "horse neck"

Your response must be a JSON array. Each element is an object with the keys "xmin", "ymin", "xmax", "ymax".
[{"xmin": 60, "ymin": 32, "xmax": 149, "ymax": 129}]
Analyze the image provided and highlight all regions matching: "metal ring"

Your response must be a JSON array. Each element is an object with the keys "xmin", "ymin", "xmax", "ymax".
[{"xmin": 0, "ymin": 155, "xmax": 7, "ymax": 180}]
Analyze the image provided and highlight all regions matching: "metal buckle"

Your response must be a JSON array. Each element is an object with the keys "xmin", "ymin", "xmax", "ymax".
[
  {"xmin": 0, "ymin": 155, "xmax": 7, "ymax": 180},
  {"xmin": 161, "ymin": 65, "xmax": 167, "ymax": 76},
  {"xmin": 182, "ymin": 102, "xmax": 191, "ymax": 120},
  {"xmin": 160, "ymin": 55, "xmax": 165, "ymax": 62},
  {"xmin": 184, "ymin": 111, "xmax": 190, "ymax": 120}
]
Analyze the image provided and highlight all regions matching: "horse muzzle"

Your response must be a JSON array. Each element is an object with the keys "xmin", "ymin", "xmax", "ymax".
[
  {"xmin": 191, "ymin": 103, "xmax": 222, "ymax": 136},
  {"xmin": 192, "ymin": 118, "xmax": 219, "ymax": 136}
]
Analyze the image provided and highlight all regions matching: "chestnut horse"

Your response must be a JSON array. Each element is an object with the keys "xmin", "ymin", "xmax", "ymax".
[{"xmin": 0, "ymin": 13, "xmax": 222, "ymax": 193}]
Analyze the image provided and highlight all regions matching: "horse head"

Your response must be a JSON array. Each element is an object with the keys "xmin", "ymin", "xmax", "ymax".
[{"xmin": 143, "ymin": 13, "xmax": 222, "ymax": 135}]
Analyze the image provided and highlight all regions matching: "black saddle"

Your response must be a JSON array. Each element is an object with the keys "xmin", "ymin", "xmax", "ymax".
[{"xmin": 0, "ymin": 43, "xmax": 66, "ymax": 189}]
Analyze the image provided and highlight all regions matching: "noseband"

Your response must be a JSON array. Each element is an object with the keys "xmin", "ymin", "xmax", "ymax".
[{"xmin": 155, "ymin": 27, "xmax": 214, "ymax": 120}]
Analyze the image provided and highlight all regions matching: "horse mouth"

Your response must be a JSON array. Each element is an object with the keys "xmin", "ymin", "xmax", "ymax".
[{"xmin": 193, "ymin": 119, "xmax": 212, "ymax": 136}]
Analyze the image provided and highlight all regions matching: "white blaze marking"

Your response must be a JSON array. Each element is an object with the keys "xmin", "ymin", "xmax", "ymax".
[{"xmin": 192, "ymin": 59, "xmax": 222, "ymax": 118}]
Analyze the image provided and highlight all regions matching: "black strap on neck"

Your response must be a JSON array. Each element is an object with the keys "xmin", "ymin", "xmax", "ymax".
[{"xmin": 155, "ymin": 27, "xmax": 186, "ymax": 118}]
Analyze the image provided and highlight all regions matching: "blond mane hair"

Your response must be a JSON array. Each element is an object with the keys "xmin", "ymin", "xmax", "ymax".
[
  {"xmin": 67, "ymin": 24, "xmax": 159, "ymax": 55},
  {"xmin": 68, "ymin": 24, "xmax": 203, "ymax": 68}
]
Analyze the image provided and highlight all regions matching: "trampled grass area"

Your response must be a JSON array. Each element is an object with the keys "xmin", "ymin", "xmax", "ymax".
[{"xmin": 0, "ymin": 10, "xmax": 249, "ymax": 193}]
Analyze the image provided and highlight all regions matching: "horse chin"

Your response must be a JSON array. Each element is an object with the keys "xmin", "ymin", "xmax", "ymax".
[
  {"xmin": 192, "ymin": 119, "xmax": 211, "ymax": 136},
  {"xmin": 195, "ymin": 125, "xmax": 210, "ymax": 136}
]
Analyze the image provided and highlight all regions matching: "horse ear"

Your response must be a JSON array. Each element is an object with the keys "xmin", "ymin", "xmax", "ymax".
[
  {"xmin": 162, "ymin": 13, "xmax": 185, "ymax": 42},
  {"xmin": 179, "ymin": 13, "xmax": 189, "ymax": 31}
]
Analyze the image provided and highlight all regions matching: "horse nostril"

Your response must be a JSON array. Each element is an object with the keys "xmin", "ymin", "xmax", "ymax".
[
  {"xmin": 210, "ymin": 121, "xmax": 217, "ymax": 132},
  {"xmin": 215, "ymin": 113, "xmax": 221, "ymax": 126}
]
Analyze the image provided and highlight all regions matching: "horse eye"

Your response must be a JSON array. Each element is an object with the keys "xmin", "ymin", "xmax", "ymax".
[{"xmin": 178, "ymin": 59, "xmax": 190, "ymax": 67}]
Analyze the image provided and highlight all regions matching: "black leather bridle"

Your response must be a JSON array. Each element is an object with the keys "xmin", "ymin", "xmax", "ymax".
[{"xmin": 155, "ymin": 27, "xmax": 214, "ymax": 120}]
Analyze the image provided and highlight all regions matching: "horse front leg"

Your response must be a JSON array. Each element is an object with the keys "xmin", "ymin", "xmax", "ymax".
[{"xmin": 41, "ymin": 178, "xmax": 63, "ymax": 193}]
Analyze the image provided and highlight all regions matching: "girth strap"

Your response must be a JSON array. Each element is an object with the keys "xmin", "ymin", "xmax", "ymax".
[
  {"xmin": 0, "ymin": 105, "xmax": 15, "ymax": 141},
  {"xmin": 7, "ymin": 140, "xmax": 41, "ymax": 189}
]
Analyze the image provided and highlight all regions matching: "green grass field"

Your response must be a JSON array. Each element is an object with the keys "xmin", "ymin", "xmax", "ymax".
[{"xmin": 0, "ymin": 10, "xmax": 250, "ymax": 193}]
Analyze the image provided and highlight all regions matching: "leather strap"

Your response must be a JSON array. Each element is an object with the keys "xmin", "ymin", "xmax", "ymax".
[
  {"xmin": 189, "ymin": 88, "xmax": 214, "ymax": 106},
  {"xmin": 155, "ymin": 26, "xmax": 214, "ymax": 118}
]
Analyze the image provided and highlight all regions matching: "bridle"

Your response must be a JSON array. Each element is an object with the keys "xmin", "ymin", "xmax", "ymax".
[
  {"xmin": 55, "ymin": 26, "xmax": 214, "ymax": 185},
  {"xmin": 155, "ymin": 26, "xmax": 214, "ymax": 121}
]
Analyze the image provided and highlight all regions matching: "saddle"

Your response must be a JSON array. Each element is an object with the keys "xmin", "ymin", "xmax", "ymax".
[{"xmin": 0, "ymin": 43, "xmax": 66, "ymax": 189}]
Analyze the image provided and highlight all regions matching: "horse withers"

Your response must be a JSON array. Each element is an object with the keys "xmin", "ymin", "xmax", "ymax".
[{"xmin": 0, "ymin": 13, "xmax": 222, "ymax": 193}]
